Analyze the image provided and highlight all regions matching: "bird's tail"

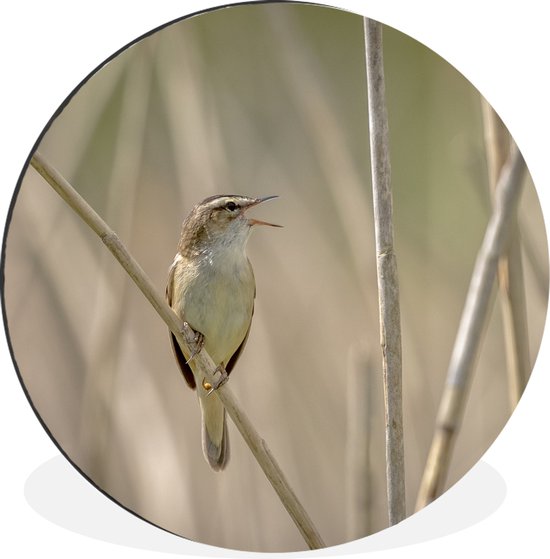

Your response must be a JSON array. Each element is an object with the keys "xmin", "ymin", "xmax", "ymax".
[{"xmin": 198, "ymin": 390, "xmax": 229, "ymax": 471}]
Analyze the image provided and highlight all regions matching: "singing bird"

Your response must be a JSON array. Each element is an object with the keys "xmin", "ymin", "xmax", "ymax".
[{"xmin": 166, "ymin": 194, "xmax": 280, "ymax": 470}]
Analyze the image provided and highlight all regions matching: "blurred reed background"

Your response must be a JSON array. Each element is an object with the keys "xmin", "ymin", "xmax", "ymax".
[{"xmin": 4, "ymin": 2, "xmax": 548, "ymax": 552}]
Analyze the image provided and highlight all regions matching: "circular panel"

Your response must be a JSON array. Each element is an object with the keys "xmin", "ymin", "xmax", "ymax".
[{"xmin": 2, "ymin": 2, "xmax": 547, "ymax": 553}]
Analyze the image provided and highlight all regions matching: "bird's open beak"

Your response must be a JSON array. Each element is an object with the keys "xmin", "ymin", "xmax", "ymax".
[{"xmin": 246, "ymin": 195, "xmax": 282, "ymax": 228}]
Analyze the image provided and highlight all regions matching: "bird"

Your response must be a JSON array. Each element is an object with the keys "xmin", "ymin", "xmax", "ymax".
[{"xmin": 166, "ymin": 194, "xmax": 280, "ymax": 470}]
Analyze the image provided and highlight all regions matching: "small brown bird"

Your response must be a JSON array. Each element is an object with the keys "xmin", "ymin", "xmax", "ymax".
[{"xmin": 166, "ymin": 194, "xmax": 280, "ymax": 471}]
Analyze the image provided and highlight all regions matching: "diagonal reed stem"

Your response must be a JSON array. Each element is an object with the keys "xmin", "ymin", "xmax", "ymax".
[
  {"xmin": 364, "ymin": 18, "xmax": 406, "ymax": 526},
  {"xmin": 415, "ymin": 145, "xmax": 526, "ymax": 511},
  {"xmin": 481, "ymin": 100, "xmax": 530, "ymax": 409},
  {"xmin": 29, "ymin": 150, "xmax": 325, "ymax": 550}
]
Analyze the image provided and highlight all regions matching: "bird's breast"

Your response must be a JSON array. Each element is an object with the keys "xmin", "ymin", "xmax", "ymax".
[{"xmin": 175, "ymin": 251, "xmax": 255, "ymax": 365}]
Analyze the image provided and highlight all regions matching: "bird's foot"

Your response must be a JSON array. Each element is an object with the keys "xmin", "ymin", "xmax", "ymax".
[
  {"xmin": 202, "ymin": 366, "xmax": 229, "ymax": 395},
  {"xmin": 185, "ymin": 326, "xmax": 205, "ymax": 365}
]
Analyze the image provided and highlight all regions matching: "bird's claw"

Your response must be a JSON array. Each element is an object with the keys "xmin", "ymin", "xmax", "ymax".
[
  {"xmin": 202, "ymin": 366, "xmax": 229, "ymax": 395},
  {"xmin": 185, "ymin": 328, "xmax": 205, "ymax": 365}
]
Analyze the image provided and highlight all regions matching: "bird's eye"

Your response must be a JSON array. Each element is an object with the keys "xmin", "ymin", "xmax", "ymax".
[{"xmin": 225, "ymin": 201, "xmax": 238, "ymax": 212}]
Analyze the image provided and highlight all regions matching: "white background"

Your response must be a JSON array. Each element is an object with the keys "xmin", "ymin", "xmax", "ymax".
[{"xmin": 1, "ymin": 1, "xmax": 548, "ymax": 557}]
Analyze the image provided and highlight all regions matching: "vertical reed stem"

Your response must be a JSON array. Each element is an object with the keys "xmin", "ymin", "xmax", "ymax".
[
  {"xmin": 346, "ymin": 345, "xmax": 374, "ymax": 538},
  {"xmin": 364, "ymin": 17, "xmax": 406, "ymax": 526}
]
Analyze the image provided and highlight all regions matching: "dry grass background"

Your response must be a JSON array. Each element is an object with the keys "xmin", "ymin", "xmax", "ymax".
[{"xmin": 3, "ymin": 3, "xmax": 548, "ymax": 552}]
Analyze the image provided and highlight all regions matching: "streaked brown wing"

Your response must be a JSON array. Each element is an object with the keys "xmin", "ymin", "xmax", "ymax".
[{"xmin": 166, "ymin": 260, "xmax": 196, "ymax": 390}]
